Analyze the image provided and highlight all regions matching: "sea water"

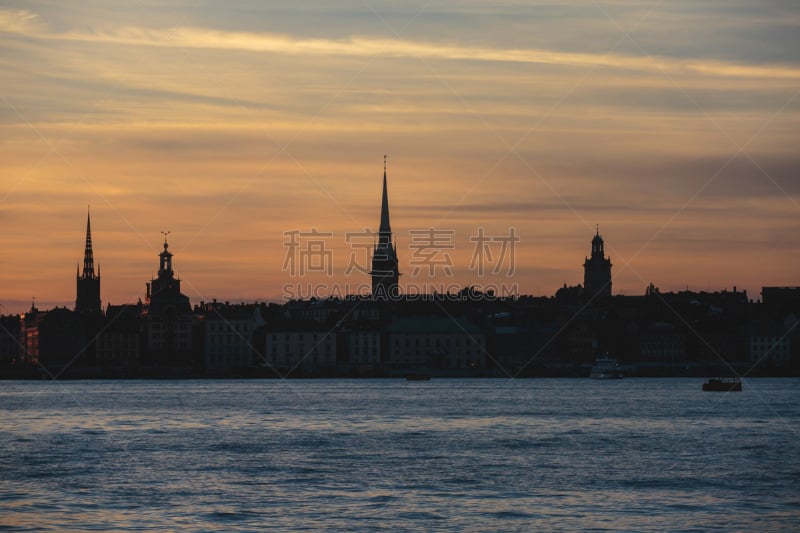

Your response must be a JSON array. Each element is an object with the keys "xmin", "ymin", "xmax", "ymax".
[{"xmin": 1, "ymin": 378, "xmax": 798, "ymax": 531}]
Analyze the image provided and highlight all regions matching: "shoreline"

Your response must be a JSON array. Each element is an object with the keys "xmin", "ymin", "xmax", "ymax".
[{"xmin": 2, "ymin": 363, "xmax": 797, "ymax": 380}]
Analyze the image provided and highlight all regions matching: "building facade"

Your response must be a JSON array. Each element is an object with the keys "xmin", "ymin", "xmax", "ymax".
[
  {"xmin": 639, "ymin": 321, "xmax": 686, "ymax": 364},
  {"xmin": 264, "ymin": 324, "xmax": 337, "ymax": 373},
  {"xmin": 200, "ymin": 302, "xmax": 265, "ymax": 370},
  {"xmin": 339, "ymin": 327, "xmax": 382, "ymax": 366},
  {"xmin": 0, "ymin": 315, "xmax": 24, "ymax": 364},
  {"xmin": 384, "ymin": 316, "xmax": 486, "ymax": 371},
  {"xmin": 749, "ymin": 334, "xmax": 791, "ymax": 364},
  {"xmin": 96, "ymin": 303, "xmax": 142, "ymax": 367},
  {"xmin": 22, "ymin": 305, "xmax": 86, "ymax": 367}
]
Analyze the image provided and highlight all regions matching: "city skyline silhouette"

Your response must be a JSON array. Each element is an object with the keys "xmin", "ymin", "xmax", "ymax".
[{"xmin": 1, "ymin": 4, "xmax": 798, "ymax": 530}]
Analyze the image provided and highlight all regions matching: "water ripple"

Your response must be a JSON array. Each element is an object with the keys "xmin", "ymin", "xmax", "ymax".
[{"xmin": 0, "ymin": 378, "xmax": 797, "ymax": 531}]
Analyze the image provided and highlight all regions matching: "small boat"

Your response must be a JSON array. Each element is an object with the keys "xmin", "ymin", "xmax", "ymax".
[
  {"xmin": 702, "ymin": 377, "xmax": 742, "ymax": 391},
  {"xmin": 590, "ymin": 356, "xmax": 624, "ymax": 379},
  {"xmin": 405, "ymin": 373, "xmax": 431, "ymax": 381}
]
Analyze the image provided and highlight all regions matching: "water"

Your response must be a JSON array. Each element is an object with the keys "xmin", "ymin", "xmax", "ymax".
[{"xmin": 1, "ymin": 378, "xmax": 798, "ymax": 531}]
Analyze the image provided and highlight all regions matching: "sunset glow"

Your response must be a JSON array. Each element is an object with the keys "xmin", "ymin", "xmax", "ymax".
[{"xmin": 2, "ymin": 1, "xmax": 798, "ymax": 313}]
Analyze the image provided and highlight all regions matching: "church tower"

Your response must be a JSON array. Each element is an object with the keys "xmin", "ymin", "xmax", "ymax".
[
  {"xmin": 583, "ymin": 226, "xmax": 612, "ymax": 301},
  {"xmin": 143, "ymin": 232, "xmax": 193, "ymax": 365},
  {"xmin": 149, "ymin": 232, "xmax": 181, "ymax": 297},
  {"xmin": 371, "ymin": 156, "xmax": 400, "ymax": 300},
  {"xmin": 75, "ymin": 208, "xmax": 101, "ymax": 315}
]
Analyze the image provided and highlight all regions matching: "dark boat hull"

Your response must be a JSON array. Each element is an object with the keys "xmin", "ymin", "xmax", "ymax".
[{"xmin": 703, "ymin": 379, "xmax": 742, "ymax": 391}]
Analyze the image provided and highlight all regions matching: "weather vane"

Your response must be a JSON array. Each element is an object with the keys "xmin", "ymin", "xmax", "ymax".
[
  {"xmin": 384, "ymin": 154, "xmax": 387, "ymax": 172},
  {"xmin": 161, "ymin": 230, "xmax": 171, "ymax": 244}
]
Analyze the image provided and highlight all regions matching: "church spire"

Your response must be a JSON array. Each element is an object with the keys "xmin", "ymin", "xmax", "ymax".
[
  {"xmin": 371, "ymin": 155, "xmax": 400, "ymax": 300},
  {"xmin": 76, "ymin": 207, "xmax": 101, "ymax": 315},
  {"xmin": 158, "ymin": 231, "xmax": 173, "ymax": 276},
  {"xmin": 82, "ymin": 206, "xmax": 96, "ymax": 279},
  {"xmin": 379, "ymin": 154, "xmax": 391, "ymax": 240}
]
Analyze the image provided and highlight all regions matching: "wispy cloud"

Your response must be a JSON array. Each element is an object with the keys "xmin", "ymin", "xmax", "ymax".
[
  {"xmin": 3, "ymin": 8, "xmax": 799, "ymax": 80},
  {"xmin": 60, "ymin": 28, "xmax": 800, "ymax": 79},
  {"xmin": 0, "ymin": 9, "xmax": 42, "ymax": 35}
]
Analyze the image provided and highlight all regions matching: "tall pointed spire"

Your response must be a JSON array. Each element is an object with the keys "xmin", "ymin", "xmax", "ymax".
[
  {"xmin": 82, "ymin": 206, "xmax": 95, "ymax": 279},
  {"xmin": 379, "ymin": 155, "xmax": 391, "ymax": 242},
  {"xmin": 76, "ymin": 207, "xmax": 101, "ymax": 315},
  {"xmin": 372, "ymin": 155, "xmax": 400, "ymax": 300}
]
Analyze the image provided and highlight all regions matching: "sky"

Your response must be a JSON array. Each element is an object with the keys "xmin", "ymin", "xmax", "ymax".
[{"xmin": 1, "ymin": 1, "xmax": 798, "ymax": 314}]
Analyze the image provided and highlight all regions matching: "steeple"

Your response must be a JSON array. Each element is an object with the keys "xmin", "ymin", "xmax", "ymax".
[
  {"xmin": 76, "ymin": 207, "xmax": 101, "ymax": 315},
  {"xmin": 158, "ymin": 231, "xmax": 173, "ymax": 277},
  {"xmin": 591, "ymin": 224, "xmax": 604, "ymax": 258},
  {"xmin": 379, "ymin": 154, "xmax": 391, "ymax": 243},
  {"xmin": 82, "ymin": 207, "xmax": 96, "ymax": 279},
  {"xmin": 371, "ymin": 156, "xmax": 400, "ymax": 300},
  {"xmin": 150, "ymin": 231, "xmax": 180, "ymax": 297}
]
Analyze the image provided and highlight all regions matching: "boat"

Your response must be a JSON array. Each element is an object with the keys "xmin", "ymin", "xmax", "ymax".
[
  {"xmin": 405, "ymin": 373, "xmax": 431, "ymax": 381},
  {"xmin": 590, "ymin": 356, "xmax": 624, "ymax": 379},
  {"xmin": 702, "ymin": 377, "xmax": 742, "ymax": 391}
]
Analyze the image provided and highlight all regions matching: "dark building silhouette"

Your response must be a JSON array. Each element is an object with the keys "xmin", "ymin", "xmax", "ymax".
[
  {"xmin": 22, "ymin": 303, "xmax": 86, "ymax": 367},
  {"xmin": 142, "ymin": 236, "xmax": 194, "ymax": 365},
  {"xmin": 383, "ymin": 316, "xmax": 486, "ymax": 372},
  {"xmin": 264, "ymin": 318, "xmax": 337, "ymax": 374},
  {"xmin": 196, "ymin": 301, "xmax": 265, "ymax": 370},
  {"xmin": 371, "ymin": 157, "xmax": 400, "ymax": 299},
  {"xmin": 75, "ymin": 208, "xmax": 101, "ymax": 316},
  {"xmin": 96, "ymin": 303, "xmax": 142, "ymax": 367},
  {"xmin": 583, "ymin": 226, "xmax": 612, "ymax": 301},
  {"xmin": 0, "ymin": 314, "xmax": 24, "ymax": 364},
  {"xmin": 761, "ymin": 286, "xmax": 800, "ymax": 312}
]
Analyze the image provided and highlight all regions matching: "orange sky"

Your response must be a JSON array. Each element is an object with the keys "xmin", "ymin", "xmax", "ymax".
[{"xmin": 1, "ymin": 2, "xmax": 799, "ymax": 313}]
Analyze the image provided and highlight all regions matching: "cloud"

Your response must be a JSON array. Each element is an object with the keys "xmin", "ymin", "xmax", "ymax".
[
  {"xmin": 6, "ymin": 9, "xmax": 800, "ymax": 81},
  {"xmin": 1, "ymin": 4, "xmax": 798, "ymax": 310},
  {"xmin": 0, "ymin": 9, "xmax": 42, "ymax": 35},
  {"xmin": 65, "ymin": 26, "xmax": 800, "ymax": 79}
]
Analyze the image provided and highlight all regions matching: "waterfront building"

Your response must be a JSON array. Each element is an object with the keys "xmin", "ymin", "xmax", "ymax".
[
  {"xmin": 0, "ymin": 314, "xmax": 24, "ymax": 364},
  {"xmin": 749, "ymin": 316, "xmax": 793, "ymax": 364},
  {"xmin": 639, "ymin": 321, "xmax": 686, "ymax": 364},
  {"xmin": 96, "ymin": 303, "xmax": 142, "ymax": 367},
  {"xmin": 142, "ymin": 236, "xmax": 194, "ymax": 365},
  {"xmin": 198, "ymin": 301, "xmax": 265, "ymax": 370},
  {"xmin": 383, "ymin": 316, "xmax": 485, "ymax": 371},
  {"xmin": 338, "ymin": 325, "xmax": 382, "ymax": 366},
  {"xmin": 761, "ymin": 286, "xmax": 800, "ymax": 314},
  {"xmin": 22, "ymin": 305, "xmax": 85, "ymax": 367},
  {"xmin": 284, "ymin": 298, "xmax": 345, "ymax": 323},
  {"xmin": 565, "ymin": 321, "xmax": 596, "ymax": 364},
  {"xmin": 264, "ymin": 322, "xmax": 337, "ymax": 373}
]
